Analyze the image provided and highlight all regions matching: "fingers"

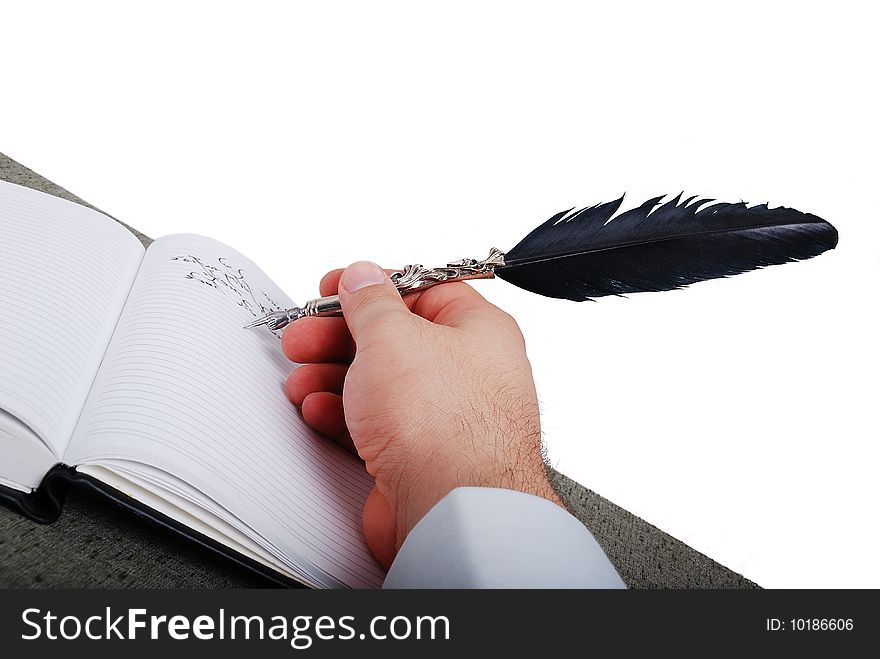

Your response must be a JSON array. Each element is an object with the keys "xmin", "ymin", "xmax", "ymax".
[
  {"xmin": 319, "ymin": 268, "xmax": 398, "ymax": 297},
  {"xmin": 319, "ymin": 269, "xmax": 345, "ymax": 297},
  {"xmin": 299, "ymin": 391, "xmax": 358, "ymax": 455},
  {"xmin": 285, "ymin": 366, "xmax": 358, "ymax": 455},
  {"xmin": 322, "ymin": 266, "xmax": 492, "ymax": 325},
  {"xmin": 283, "ymin": 264, "xmax": 502, "ymax": 365},
  {"xmin": 409, "ymin": 280, "xmax": 493, "ymax": 326},
  {"xmin": 362, "ymin": 486, "xmax": 397, "ymax": 570},
  {"xmin": 282, "ymin": 266, "xmax": 402, "ymax": 363},
  {"xmin": 337, "ymin": 262, "xmax": 411, "ymax": 344},
  {"xmin": 282, "ymin": 316, "xmax": 355, "ymax": 363},
  {"xmin": 285, "ymin": 363, "xmax": 348, "ymax": 405}
]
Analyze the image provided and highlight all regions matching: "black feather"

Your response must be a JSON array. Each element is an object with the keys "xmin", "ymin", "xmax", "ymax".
[{"xmin": 496, "ymin": 194, "xmax": 838, "ymax": 300}]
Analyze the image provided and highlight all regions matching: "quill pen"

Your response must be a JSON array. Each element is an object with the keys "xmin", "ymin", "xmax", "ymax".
[{"xmin": 245, "ymin": 193, "xmax": 838, "ymax": 331}]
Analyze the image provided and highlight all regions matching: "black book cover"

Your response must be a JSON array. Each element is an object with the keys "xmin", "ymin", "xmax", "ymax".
[{"xmin": 0, "ymin": 468, "xmax": 303, "ymax": 588}]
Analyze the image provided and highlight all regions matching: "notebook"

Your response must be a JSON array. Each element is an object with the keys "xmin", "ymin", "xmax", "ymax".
[{"xmin": 0, "ymin": 179, "xmax": 385, "ymax": 588}]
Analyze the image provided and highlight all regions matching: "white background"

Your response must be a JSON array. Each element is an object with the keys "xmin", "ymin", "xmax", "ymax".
[{"xmin": 1, "ymin": 1, "xmax": 877, "ymax": 588}]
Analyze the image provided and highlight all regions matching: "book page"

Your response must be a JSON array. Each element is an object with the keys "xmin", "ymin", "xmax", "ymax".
[
  {"xmin": 66, "ymin": 234, "xmax": 384, "ymax": 588},
  {"xmin": 0, "ymin": 409, "xmax": 56, "ymax": 492},
  {"xmin": 0, "ymin": 181, "xmax": 144, "ymax": 457}
]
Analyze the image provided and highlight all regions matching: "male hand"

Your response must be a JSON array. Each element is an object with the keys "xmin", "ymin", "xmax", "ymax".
[{"xmin": 282, "ymin": 261, "xmax": 561, "ymax": 569}]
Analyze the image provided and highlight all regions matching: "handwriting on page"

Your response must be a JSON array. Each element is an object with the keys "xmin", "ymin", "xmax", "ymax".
[{"xmin": 171, "ymin": 254, "xmax": 283, "ymax": 333}]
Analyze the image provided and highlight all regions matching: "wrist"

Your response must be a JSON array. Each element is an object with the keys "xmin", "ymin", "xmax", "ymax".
[{"xmin": 392, "ymin": 456, "xmax": 564, "ymax": 546}]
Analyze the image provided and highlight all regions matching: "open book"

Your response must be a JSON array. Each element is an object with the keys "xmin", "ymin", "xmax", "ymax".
[{"xmin": 0, "ymin": 180, "xmax": 384, "ymax": 588}]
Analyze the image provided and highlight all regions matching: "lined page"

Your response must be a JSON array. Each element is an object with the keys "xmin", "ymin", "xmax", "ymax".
[
  {"xmin": 0, "ymin": 180, "xmax": 144, "ymax": 455},
  {"xmin": 66, "ymin": 234, "xmax": 385, "ymax": 588},
  {"xmin": 0, "ymin": 409, "xmax": 57, "ymax": 492}
]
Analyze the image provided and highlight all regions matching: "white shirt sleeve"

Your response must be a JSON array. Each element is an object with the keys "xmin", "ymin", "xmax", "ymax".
[{"xmin": 382, "ymin": 487, "xmax": 626, "ymax": 588}]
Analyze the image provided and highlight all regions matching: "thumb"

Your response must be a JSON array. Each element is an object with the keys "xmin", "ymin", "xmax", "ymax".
[{"xmin": 338, "ymin": 261, "xmax": 410, "ymax": 344}]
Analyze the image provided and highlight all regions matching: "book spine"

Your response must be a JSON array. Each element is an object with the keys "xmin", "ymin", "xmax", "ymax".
[{"xmin": 0, "ymin": 464, "xmax": 76, "ymax": 523}]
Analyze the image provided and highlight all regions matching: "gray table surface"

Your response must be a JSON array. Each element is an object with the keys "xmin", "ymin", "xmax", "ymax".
[{"xmin": 0, "ymin": 152, "xmax": 757, "ymax": 588}]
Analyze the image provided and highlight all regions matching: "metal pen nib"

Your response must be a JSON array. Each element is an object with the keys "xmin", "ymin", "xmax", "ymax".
[
  {"xmin": 243, "ymin": 295, "xmax": 342, "ymax": 331},
  {"xmin": 243, "ymin": 307, "xmax": 306, "ymax": 331}
]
